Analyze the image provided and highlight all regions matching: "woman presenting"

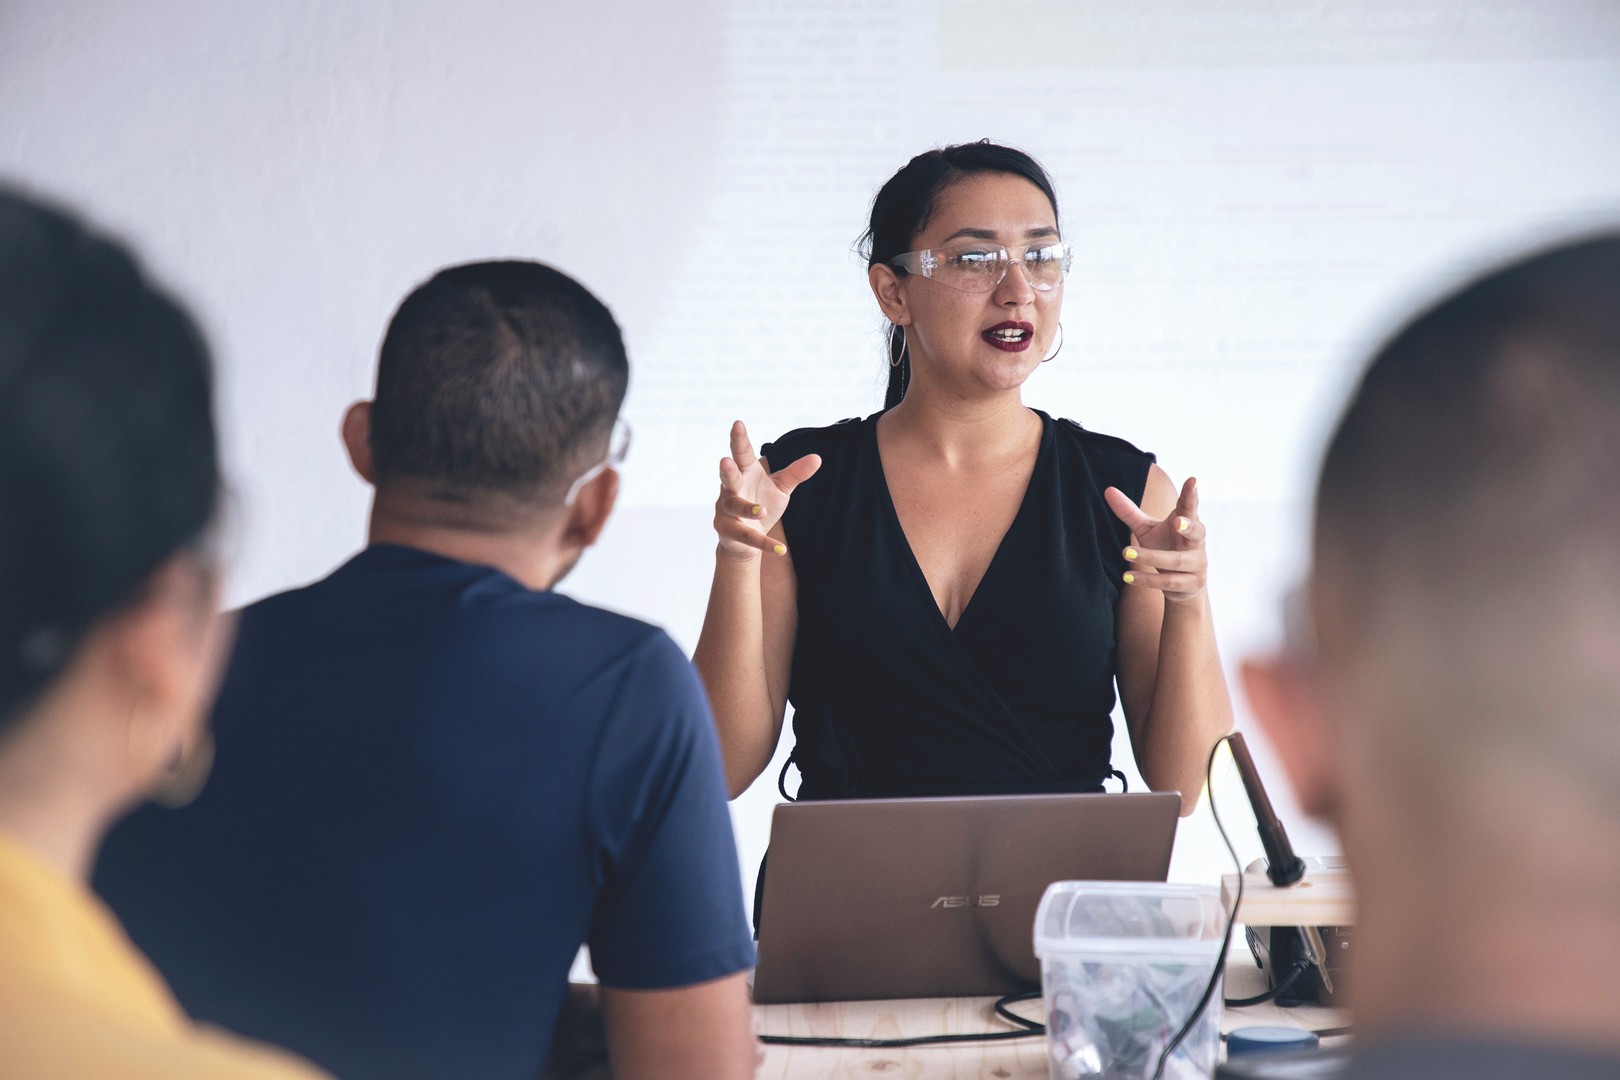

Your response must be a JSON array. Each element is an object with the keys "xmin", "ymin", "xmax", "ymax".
[{"xmin": 694, "ymin": 142, "xmax": 1230, "ymax": 813}]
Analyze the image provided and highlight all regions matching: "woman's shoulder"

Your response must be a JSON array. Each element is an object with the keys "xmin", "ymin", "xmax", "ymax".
[
  {"xmin": 1046, "ymin": 412, "xmax": 1156, "ymax": 466},
  {"xmin": 761, "ymin": 414, "xmax": 875, "ymax": 548},
  {"xmin": 760, "ymin": 413, "xmax": 873, "ymax": 469},
  {"xmin": 1044, "ymin": 412, "xmax": 1158, "ymax": 500}
]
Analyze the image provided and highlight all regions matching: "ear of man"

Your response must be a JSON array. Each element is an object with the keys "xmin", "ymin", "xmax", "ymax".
[
  {"xmin": 561, "ymin": 466, "xmax": 618, "ymax": 552},
  {"xmin": 1240, "ymin": 656, "xmax": 1341, "ymax": 823},
  {"xmin": 342, "ymin": 400, "xmax": 376, "ymax": 485}
]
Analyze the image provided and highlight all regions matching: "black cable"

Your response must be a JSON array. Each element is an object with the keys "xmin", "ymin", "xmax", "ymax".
[
  {"xmin": 1224, "ymin": 957, "xmax": 1310, "ymax": 1008},
  {"xmin": 777, "ymin": 753, "xmax": 797, "ymax": 801},
  {"xmin": 993, "ymin": 989, "xmax": 1045, "ymax": 1032},
  {"xmin": 1220, "ymin": 1019, "xmax": 1351, "ymax": 1043},
  {"xmin": 758, "ymin": 989, "xmax": 1044, "ymax": 1048},
  {"xmin": 1152, "ymin": 733, "xmax": 1245, "ymax": 1080}
]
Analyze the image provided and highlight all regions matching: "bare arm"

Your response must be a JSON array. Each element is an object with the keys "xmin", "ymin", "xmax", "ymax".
[
  {"xmin": 601, "ymin": 973, "xmax": 759, "ymax": 1080},
  {"xmin": 1111, "ymin": 466, "xmax": 1233, "ymax": 815},
  {"xmin": 691, "ymin": 422, "xmax": 820, "ymax": 798},
  {"xmin": 694, "ymin": 529, "xmax": 800, "ymax": 798}
]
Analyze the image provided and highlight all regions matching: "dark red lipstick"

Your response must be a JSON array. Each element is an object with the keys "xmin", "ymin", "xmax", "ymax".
[{"xmin": 981, "ymin": 320, "xmax": 1034, "ymax": 352}]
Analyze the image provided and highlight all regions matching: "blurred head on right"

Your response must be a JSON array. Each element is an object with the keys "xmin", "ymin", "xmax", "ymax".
[{"xmin": 1245, "ymin": 233, "xmax": 1620, "ymax": 920}]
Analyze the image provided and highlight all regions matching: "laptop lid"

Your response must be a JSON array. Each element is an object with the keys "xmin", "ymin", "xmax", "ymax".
[{"xmin": 752, "ymin": 791, "xmax": 1180, "ymax": 1004}]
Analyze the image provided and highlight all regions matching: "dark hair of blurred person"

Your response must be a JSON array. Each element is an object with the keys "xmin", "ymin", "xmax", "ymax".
[
  {"xmin": 1235, "ymin": 234, "xmax": 1620, "ymax": 1080},
  {"xmin": 0, "ymin": 186, "xmax": 327, "ymax": 1079}
]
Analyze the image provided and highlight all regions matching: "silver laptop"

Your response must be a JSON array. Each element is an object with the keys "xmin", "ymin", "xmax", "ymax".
[{"xmin": 751, "ymin": 791, "xmax": 1181, "ymax": 1003}]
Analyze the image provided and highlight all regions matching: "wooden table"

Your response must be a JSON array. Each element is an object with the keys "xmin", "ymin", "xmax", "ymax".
[{"xmin": 755, "ymin": 955, "xmax": 1349, "ymax": 1079}]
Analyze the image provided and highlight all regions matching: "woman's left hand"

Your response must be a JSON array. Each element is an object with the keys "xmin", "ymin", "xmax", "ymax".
[{"xmin": 1104, "ymin": 477, "xmax": 1207, "ymax": 606}]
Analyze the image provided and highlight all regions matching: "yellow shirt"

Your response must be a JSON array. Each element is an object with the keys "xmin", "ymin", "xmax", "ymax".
[{"xmin": 0, "ymin": 830, "xmax": 329, "ymax": 1080}]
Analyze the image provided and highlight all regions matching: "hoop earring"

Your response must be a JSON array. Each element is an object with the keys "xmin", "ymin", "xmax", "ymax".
[
  {"xmin": 888, "ymin": 323, "xmax": 908, "ymax": 368},
  {"xmin": 152, "ymin": 729, "xmax": 215, "ymax": 809},
  {"xmin": 128, "ymin": 699, "xmax": 215, "ymax": 809},
  {"xmin": 1043, "ymin": 323, "xmax": 1064, "ymax": 363}
]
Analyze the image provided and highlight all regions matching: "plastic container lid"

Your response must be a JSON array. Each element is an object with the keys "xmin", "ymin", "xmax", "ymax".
[
  {"xmin": 1034, "ymin": 880, "xmax": 1226, "ymax": 961},
  {"xmin": 1227, "ymin": 1026, "xmax": 1321, "ymax": 1057}
]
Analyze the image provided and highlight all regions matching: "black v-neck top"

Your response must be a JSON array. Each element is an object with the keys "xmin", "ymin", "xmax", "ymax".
[{"xmin": 761, "ymin": 410, "xmax": 1154, "ymax": 800}]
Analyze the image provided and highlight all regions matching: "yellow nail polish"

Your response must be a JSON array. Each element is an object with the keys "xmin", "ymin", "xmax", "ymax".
[
  {"xmin": 773, "ymin": 544, "xmax": 786, "ymax": 556},
  {"xmin": 751, "ymin": 505, "xmax": 763, "ymax": 516},
  {"xmin": 1177, "ymin": 518, "xmax": 1190, "ymax": 532},
  {"xmin": 1123, "ymin": 572, "xmax": 1135, "ymax": 584},
  {"xmin": 1124, "ymin": 547, "xmax": 1138, "ymax": 560}
]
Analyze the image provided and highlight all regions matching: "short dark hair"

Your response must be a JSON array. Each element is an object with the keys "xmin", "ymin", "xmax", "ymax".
[
  {"xmin": 859, "ymin": 141, "xmax": 1060, "ymax": 407},
  {"xmin": 1314, "ymin": 233, "xmax": 1620, "ymax": 794},
  {"xmin": 1318, "ymin": 233, "xmax": 1620, "ymax": 589},
  {"xmin": 0, "ymin": 186, "xmax": 219, "ymax": 730},
  {"xmin": 369, "ymin": 260, "xmax": 628, "ymax": 503}
]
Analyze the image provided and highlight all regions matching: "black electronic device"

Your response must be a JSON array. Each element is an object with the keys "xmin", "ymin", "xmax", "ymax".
[{"xmin": 1244, "ymin": 895, "xmax": 1352, "ymax": 1008}]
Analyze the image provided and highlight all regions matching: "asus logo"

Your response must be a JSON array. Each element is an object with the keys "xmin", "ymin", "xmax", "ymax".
[{"xmin": 930, "ymin": 895, "xmax": 1000, "ymax": 909}]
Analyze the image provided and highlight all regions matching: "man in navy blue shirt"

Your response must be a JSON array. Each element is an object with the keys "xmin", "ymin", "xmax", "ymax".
[{"xmin": 94, "ymin": 262, "xmax": 759, "ymax": 1080}]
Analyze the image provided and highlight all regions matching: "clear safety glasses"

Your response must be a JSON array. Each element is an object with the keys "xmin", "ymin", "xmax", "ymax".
[
  {"xmin": 889, "ymin": 241, "xmax": 1073, "ymax": 294},
  {"xmin": 563, "ymin": 418, "xmax": 631, "ymax": 506}
]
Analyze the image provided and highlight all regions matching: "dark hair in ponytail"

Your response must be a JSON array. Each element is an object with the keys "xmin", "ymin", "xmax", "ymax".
[
  {"xmin": 0, "ymin": 188, "xmax": 219, "ymax": 731},
  {"xmin": 858, "ymin": 141, "xmax": 1060, "ymax": 408}
]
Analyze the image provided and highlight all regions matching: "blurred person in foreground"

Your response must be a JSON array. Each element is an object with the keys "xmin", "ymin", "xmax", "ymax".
[
  {"xmin": 94, "ymin": 261, "xmax": 759, "ymax": 1080},
  {"xmin": 1231, "ymin": 233, "xmax": 1620, "ymax": 1078},
  {"xmin": 0, "ymin": 188, "xmax": 327, "ymax": 1079}
]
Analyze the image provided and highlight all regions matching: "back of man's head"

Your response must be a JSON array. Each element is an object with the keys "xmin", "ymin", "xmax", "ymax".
[
  {"xmin": 1312, "ymin": 234, "xmax": 1620, "ymax": 865},
  {"xmin": 369, "ymin": 261, "xmax": 628, "ymax": 511}
]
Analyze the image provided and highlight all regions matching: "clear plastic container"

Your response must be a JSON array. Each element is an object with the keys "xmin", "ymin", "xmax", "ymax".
[{"xmin": 1033, "ymin": 881, "xmax": 1227, "ymax": 1080}]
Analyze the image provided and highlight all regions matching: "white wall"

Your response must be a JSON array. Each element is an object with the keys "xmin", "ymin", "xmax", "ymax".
[{"xmin": 5, "ymin": 1, "xmax": 1620, "ymax": 920}]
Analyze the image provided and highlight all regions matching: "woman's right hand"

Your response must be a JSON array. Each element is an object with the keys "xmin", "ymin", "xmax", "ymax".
[{"xmin": 714, "ymin": 420, "xmax": 821, "ymax": 559}]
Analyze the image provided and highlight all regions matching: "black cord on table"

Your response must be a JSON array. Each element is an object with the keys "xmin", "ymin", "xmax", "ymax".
[
  {"xmin": 758, "ymin": 989, "xmax": 1045, "ymax": 1048},
  {"xmin": 1221, "ymin": 1022, "xmax": 1353, "ymax": 1043},
  {"xmin": 1151, "ymin": 733, "xmax": 1245, "ymax": 1080},
  {"xmin": 993, "ymin": 990, "xmax": 1044, "ymax": 1032},
  {"xmin": 1224, "ymin": 957, "xmax": 1311, "ymax": 1008}
]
